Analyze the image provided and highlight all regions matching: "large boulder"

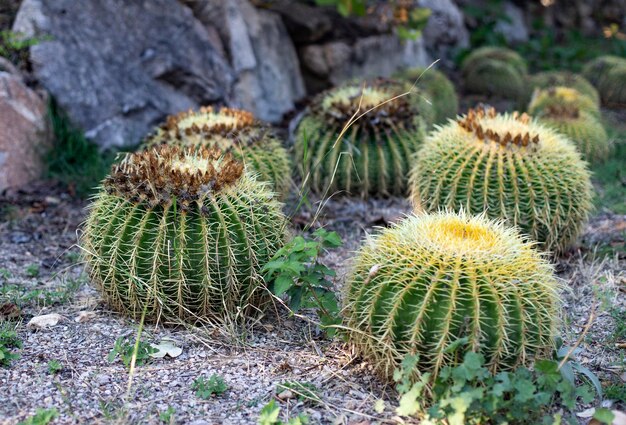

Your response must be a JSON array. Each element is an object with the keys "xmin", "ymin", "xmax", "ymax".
[
  {"xmin": 13, "ymin": 0, "xmax": 234, "ymax": 149},
  {"xmin": 0, "ymin": 71, "xmax": 49, "ymax": 192},
  {"xmin": 418, "ymin": 0, "xmax": 469, "ymax": 63},
  {"xmin": 299, "ymin": 35, "xmax": 430, "ymax": 92},
  {"xmin": 185, "ymin": 0, "xmax": 306, "ymax": 123}
]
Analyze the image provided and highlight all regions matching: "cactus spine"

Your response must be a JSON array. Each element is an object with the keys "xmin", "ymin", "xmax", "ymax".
[
  {"xmin": 82, "ymin": 146, "xmax": 287, "ymax": 323},
  {"xmin": 143, "ymin": 107, "xmax": 292, "ymax": 196},
  {"xmin": 345, "ymin": 210, "xmax": 559, "ymax": 382},
  {"xmin": 295, "ymin": 79, "xmax": 428, "ymax": 197},
  {"xmin": 409, "ymin": 107, "xmax": 593, "ymax": 254}
]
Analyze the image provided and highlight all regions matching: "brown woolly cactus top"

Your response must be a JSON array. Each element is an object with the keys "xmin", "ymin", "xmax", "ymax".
[
  {"xmin": 104, "ymin": 145, "xmax": 244, "ymax": 211},
  {"xmin": 457, "ymin": 106, "xmax": 540, "ymax": 151},
  {"xmin": 314, "ymin": 79, "xmax": 419, "ymax": 132},
  {"xmin": 144, "ymin": 106, "xmax": 270, "ymax": 150}
]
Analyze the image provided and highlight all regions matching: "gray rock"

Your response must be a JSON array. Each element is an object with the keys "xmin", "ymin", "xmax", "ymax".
[
  {"xmin": 299, "ymin": 34, "xmax": 430, "ymax": 91},
  {"xmin": 186, "ymin": 0, "xmax": 306, "ymax": 123},
  {"xmin": 418, "ymin": 0, "xmax": 469, "ymax": 63},
  {"xmin": 13, "ymin": 0, "xmax": 234, "ymax": 149},
  {"xmin": 0, "ymin": 72, "xmax": 49, "ymax": 192},
  {"xmin": 495, "ymin": 1, "xmax": 528, "ymax": 43}
]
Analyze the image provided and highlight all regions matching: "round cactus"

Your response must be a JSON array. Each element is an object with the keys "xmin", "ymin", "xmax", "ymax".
[
  {"xmin": 344, "ymin": 210, "xmax": 559, "ymax": 382},
  {"xmin": 409, "ymin": 107, "xmax": 593, "ymax": 254},
  {"xmin": 529, "ymin": 88, "xmax": 609, "ymax": 162},
  {"xmin": 463, "ymin": 59, "xmax": 526, "ymax": 101},
  {"xmin": 295, "ymin": 79, "xmax": 429, "ymax": 197},
  {"xmin": 81, "ymin": 145, "xmax": 288, "ymax": 323},
  {"xmin": 599, "ymin": 65, "xmax": 626, "ymax": 107},
  {"xmin": 461, "ymin": 46, "xmax": 528, "ymax": 77},
  {"xmin": 525, "ymin": 71, "xmax": 600, "ymax": 106},
  {"xmin": 396, "ymin": 67, "xmax": 459, "ymax": 124},
  {"xmin": 528, "ymin": 87, "xmax": 601, "ymax": 119},
  {"xmin": 143, "ymin": 107, "xmax": 291, "ymax": 196},
  {"xmin": 581, "ymin": 55, "xmax": 626, "ymax": 88}
]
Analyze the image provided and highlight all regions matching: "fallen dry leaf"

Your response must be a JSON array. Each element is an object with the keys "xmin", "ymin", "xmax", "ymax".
[
  {"xmin": 277, "ymin": 389, "xmax": 294, "ymax": 401},
  {"xmin": 0, "ymin": 303, "xmax": 21, "ymax": 321},
  {"xmin": 27, "ymin": 313, "xmax": 64, "ymax": 329},
  {"xmin": 74, "ymin": 311, "xmax": 97, "ymax": 323},
  {"xmin": 149, "ymin": 338, "xmax": 182, "ymax": 358}
]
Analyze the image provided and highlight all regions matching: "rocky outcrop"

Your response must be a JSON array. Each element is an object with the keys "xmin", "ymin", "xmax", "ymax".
[
  {"xmin": 495, "ymin": 2, "xmax": 528, "ymax": 43},
  {"xmin": 0, "ymin": 71, "xmax": 49, "ymax": 192},
  {"xmin": 13, "ymin": 0, "xmax": 234, "ymax": 149},
  {"xmin": 185, "ymin": 0, "xmax": 306, "ymax": 124},
  {"xmin": 418, "ymin": 0, "xmax": 469, "ymax": 64},
  {"xmin": 300, "ymin": 35, "xmax": 430, "ymax": 92}
]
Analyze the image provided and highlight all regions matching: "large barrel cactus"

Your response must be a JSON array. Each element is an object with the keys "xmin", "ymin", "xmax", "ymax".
[
  {"xmin": 461, "ymin": 46, "xmax": 528, "ymax": 77},
  {"xmin": 395, "ymin": 67, "xmax": 459, "ymax": 125},
  {"xmin": 409, "ymin": 107, "xmax": 593, "ymax": 253},
  {"xmin": 526, "ymin": 71, "xmax": 600, "ymax": 106},
  {"xmin": 143, "ymin": 107, "xmax": 291, "ymax": 196},
  {"xmin": 82, "ymin": 145, "xmax": 288, "ymax": 323},
  {"xmin": 582, "ymin": 55, "xmax": 626, "ymax": 106},
  {"xmin": 295, "ymin": 79, "xmax": 429, "ymax": 197},
  {"xmin": 345, "ymin": 210, "xmax": 559, "ymax": 382},
  {"xmin": 529, "ymin": 88, "xmax": 609, "ymax": 162}
]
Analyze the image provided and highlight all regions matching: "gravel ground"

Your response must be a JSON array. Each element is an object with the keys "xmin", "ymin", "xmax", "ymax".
[{"xmin": 0, "ymin": 180, "xmax": 624, "ymax": 425}]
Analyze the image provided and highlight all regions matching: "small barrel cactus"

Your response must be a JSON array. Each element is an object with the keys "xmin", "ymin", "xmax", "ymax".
[
  {"xmin": 526, "ymin": 71, "xmax": 600, "ymax": 106},
  {"xmin": 82, "ymin": 145, "xmax": 288, "ymax": 323},
  {"xmin": 463, "ymin": 59, "xmax": 526, "ymax": 101},
  {"xmin": 530, "ymin": 89, "xmax": 609, "ymax": 162},
  {"xmin": 395, "ymin": 67, "xmax": 459, "ymax": 124},
  {"xmin": 143, "ymin": 107, "xmax": 292, "ymax": 196},
  {"xmin": 344, "ymin": 210, "xmax": 559, "ymax": 382},
  {"xmin": 461, "ymin": 46, "xmax": 528, "ymax": 77},
  {"xmin": 581, "ymin": 55, "xmax": 626, "ymax": 88},
  {"xmin": 295, "ymin": 79, "xmax": 428, "ymax": 197},
  {"xmin": 528, "ymin": 87, "xmax": 600, "ymax": 119},
  {"xmin": 409, "ymin": 107, "xmax": 593, "ymax": 253}
]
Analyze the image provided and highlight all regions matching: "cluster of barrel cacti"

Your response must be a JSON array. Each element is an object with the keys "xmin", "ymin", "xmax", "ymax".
[{"xmin": 79, "ymin": 46, "xmax": 620, "ymax": 394}]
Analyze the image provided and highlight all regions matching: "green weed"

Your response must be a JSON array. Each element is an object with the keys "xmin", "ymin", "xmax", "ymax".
[
  {"xmin": 107, "ymin": 336, "xmax": 156, "ymax": 369},
  {"xmin": 47, "ymin": 359, "xmax": 62, "ymax": 375},
  {"xmin": 0, "ymin": 322, "xmax": 21, "ymax": 367},
  {"xmin": 192, "ymin": 374, "xmax": 228, "ymax": 399},
  {"xmin": 258, "ymin": 399, "xmax": 309, "ymax": 425},
  {"xmin": 17, "ymin": 408, "xmax": 58, "ymax": 425}
]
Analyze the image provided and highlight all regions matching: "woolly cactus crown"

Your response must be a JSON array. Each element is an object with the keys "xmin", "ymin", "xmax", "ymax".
[
  {"xmin": 527, "ymin": 71, "xmax": 599, "ymax": 105},
  {"xmin": 410, "ymin": 106, "xmax": 593, "ymax": 253},
  {"xmin": 295, "ymin": 79, "xmax": 429, "ymax": 197},
  {"xmin": 345, "ymin": 210, "xmax": 559, "ymax": 382},
  {"xmin": 143, "ymin": 106, "xmax": 291, "ymax": 196},
  {"xmin": 106, "ymin": 145, "xmax": 244, "ymax": 210},
  {"xmin": 528, "ymin": 86, "xmax": 600, "ymax": 119}
]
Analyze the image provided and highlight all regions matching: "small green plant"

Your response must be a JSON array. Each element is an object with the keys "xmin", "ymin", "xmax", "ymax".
[
  {"xmin": 276, "ymin": 381, "xmax": 322, "ymax": 405},
  {"xmin": 107, "ymin": 337, "xmax": 157, "ymax": 369},
  {"xmin": 605, "ymin": 383, "xmax": 626, "ymax": 403},
  {"xmin": 0, "ymin": 30, "xmax": 46, "ymax": 69},
  {"xmin": 1, "ymin": 276, "xmax": 84, "ymax": 308},
  {"xmin": 258, "ymin": 399, "xmax": 309, "ymax": 425},
  {"xmin": 46, "ymin": 99, "xmax": 120, "ymax": 198},
  {"xmin": 25, "ymin": 264, "xmax": 40, "ymax": 278},
  {"xmin": 610, "ymin": 306, "xmax": 626, "ymax": 343},
  {"xmin": 262, "ymin": 228, "xmax": 342, "ymax": 338},
  {"xmin": 0, "ymin": 323, "xmax": 21, "ymax": 367},
  {"xmin": 159, "ymin": 406, "xmax": 176, "ymax": 424},
  {"xmin": 47, "ymin": 359, "xmax": 62, "ymax": 375},
  {"xmin": 0, "ymin": 268, "xmax": 11, "ymax": 280},
  {"xmin": 192, "ymin": 374, "xmax": 228, "ymax": 399},
  {"xmin": 391, "ymin": 351, "xmax": 595, "ymax": 424},
  {"xmin": 17, "ymin": 408, "xmax": 58, "ymax": 425}
]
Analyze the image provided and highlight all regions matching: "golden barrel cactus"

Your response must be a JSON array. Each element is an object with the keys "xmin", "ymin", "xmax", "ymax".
[
  {"xmin": 295, "ymin": 79, "xmax": 429, "ymax": 197},
  {"xmin": 409, "ymin": 107, "xmax": 593, "ymax": 253},
  {"xmin": 82, "ymin": 145, "xmax": 288, "ymax": 323},
  {"xmin": 345, "ymin": 210, "xmax": 559, "ymax": 382}
]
